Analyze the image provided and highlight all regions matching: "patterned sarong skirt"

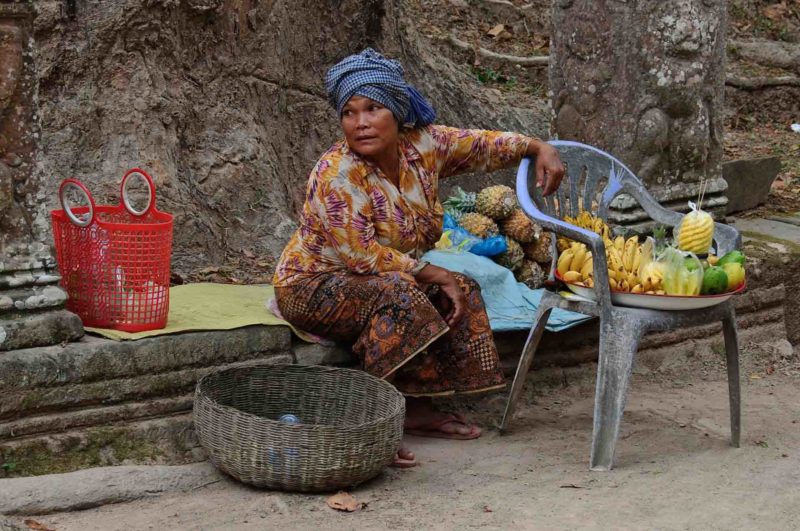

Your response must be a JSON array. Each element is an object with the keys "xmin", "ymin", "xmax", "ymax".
[{"xmin": 275, "ymin": 271, "xmax": 506, "ymax": 397}]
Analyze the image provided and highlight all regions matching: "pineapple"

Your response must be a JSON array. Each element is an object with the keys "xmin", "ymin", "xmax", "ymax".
[
  {"xmin": 476, "ymin": 185, "xmax": 516, "ymax": 220},
  {"xmin": 500, "ymin": 208, "xmax": 538, "ymax": 243},
  {"xmin": 515, "ymin": 259, "xmax": 547, "ymax": 289},
  {"xmin": 442, "ymin": 186, "xmax": 476, "ymax": 214},
  {"xmin": 459, "ymin": 212, "xmax": 498, "ymax": 239},
  {"xmin": 444, "ymin": 206, "xmax": 464, "ymax": 223},
  {"xmin": 524, "ymin": 232, "xmax": 552, "ymax": 264},
  {"xmin": 676, "ymin": 208, "xmax": 714, "ymax": 254},
  {"xmin": 494, "ymin": 237, "xmax": 524, "ymax": 271}
]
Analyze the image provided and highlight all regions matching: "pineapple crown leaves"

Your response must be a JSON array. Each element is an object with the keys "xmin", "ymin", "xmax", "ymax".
[{"xmin": 443, "ymin": 186, "xmax": 477, "ymax": 212}]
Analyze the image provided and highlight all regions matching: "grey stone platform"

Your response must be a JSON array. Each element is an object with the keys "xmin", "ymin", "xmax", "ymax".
[{"xmin": 0, "ymin": 326, "xmax": 292, "ymax": 476}]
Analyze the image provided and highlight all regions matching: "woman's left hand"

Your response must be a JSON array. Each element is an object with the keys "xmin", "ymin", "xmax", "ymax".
[{"xmin": 528, "ymin": 140, "xmax": 565, "ymax": 196}]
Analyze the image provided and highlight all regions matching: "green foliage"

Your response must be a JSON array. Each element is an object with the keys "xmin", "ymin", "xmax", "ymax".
[{"xmin": 472, "ymin": 66, "xmax": 517, "ymax": 87}]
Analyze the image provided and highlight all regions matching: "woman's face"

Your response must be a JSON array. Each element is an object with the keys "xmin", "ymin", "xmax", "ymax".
[{"xmin": 341, "ymin": 96, "xmax": 399, "ymax": 159}]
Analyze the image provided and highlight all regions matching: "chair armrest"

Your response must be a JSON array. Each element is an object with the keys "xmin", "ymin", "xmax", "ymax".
[
  {"xmin": 517, "ymin": 157, "xmax": 612, "ymax": 305},
  {"xmin": 713, "ymin": 222, "xmax": 742, "ymax": 255}
]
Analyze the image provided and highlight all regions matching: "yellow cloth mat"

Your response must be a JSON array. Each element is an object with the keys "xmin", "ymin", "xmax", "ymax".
[{"xmin": 85, "ymin": 283, "xmax": 314, "ymax": 342}]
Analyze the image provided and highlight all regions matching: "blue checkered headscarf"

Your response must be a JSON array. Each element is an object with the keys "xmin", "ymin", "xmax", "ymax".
[{"xmin": 324, "ymin": 48, "xmax": 436, "ymax": 128}]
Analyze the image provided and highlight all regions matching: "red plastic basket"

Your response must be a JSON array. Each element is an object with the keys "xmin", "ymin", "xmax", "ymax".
[{"xmin": 51, "ymin": 168, "xmax": 173, "ymax": 332}]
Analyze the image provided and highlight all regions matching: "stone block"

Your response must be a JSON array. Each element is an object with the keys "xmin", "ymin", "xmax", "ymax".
[
  {"xmin": 0, "ymin": 309, "xmax": 83, "ymax": 351},
  {"xmin": 0, "ymin": 325, "xmax": 291, "ymax": 391},
  {"xmin": 0, "ymin": 414, "xmax": 200, "ymax": 478},
  {"xmin": 723, "ymin": 157, "xmax": 782, "ymax": 214},
  {"xmin": 292, "ymin": 340, "xmax": 354, "ymax": 366},
  {"xmin": 0, "ymin": 354, "xmax": 292, "ymax": 419}
]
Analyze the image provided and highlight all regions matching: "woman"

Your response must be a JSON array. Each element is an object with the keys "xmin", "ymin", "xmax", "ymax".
[{"xmin": 273, "ymin": 48, "xmax": 564, "ymax": 467}]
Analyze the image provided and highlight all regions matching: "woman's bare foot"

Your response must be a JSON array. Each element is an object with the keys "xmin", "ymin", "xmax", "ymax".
[
  {"xmin": 391, "ymin": 446, "xmax": 417, "ymax": 468},
  {"xmin": 403, "ymin": 398, "xmax": 481, "ymax": 439}
]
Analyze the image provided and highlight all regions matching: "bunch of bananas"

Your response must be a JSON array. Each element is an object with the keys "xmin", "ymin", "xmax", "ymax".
[
  {"xmin": 604, "ymin": 236, "xmax": 665, "ymax": 294},
  {"xmin": 557, "ymin": 241, "xmax": 595, "ymax": 287},
  {"xmin": 556, "ymin": 211, "xmax": 611, "ymax": 252},
  {"xmin": 557, "ymin": 235, "xmax": 667, "ymax": 294}
]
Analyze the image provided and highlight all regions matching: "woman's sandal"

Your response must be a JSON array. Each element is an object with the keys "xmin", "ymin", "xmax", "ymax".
[{"xmin": 404, "ymin": 413, "xmax": 482, "ymax": 440}]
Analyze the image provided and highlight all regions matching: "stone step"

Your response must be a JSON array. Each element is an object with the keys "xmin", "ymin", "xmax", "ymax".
[
  {"xmin": 731, "ymin": 217, "xmax": 800, "ymax": 249},
  {"xmin": 0, "ymin": 325, "xmax": 292, "ymax": 421},
  {"xmin": 0, "ymin": 325, "xmax": 291, "ymax": 392},
  {"xmin": 0, "ymin": 354, "xmax": 291, "ymax": 422},
  {"xmin": 1, "ymin": 414, "xmax": 201, "ymax": 478},
  {"xmin": 0, "ymin": 309, "xmax": 83, "ymax": 351},
  {"xmin": 0, "ymin": 285, "xmax": 67, "ymax": 314}
]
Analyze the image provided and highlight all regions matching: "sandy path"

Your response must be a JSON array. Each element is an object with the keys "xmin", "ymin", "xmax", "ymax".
[{"xmin": 28, "ymin": 369, "xmax": 800, "ymax": 531}]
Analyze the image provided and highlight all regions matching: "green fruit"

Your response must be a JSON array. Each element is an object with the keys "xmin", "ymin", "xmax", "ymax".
[
  {"xmin": 685, "ymin": 256, "xmax": 701, "ymax": 272},
  {"xmin": 717, "ymin": 250, "xmax": 745, "ymax": 267},
  {"xmin": 701, "ymin": 266, "xmax": 728, "ymax": 295},
  {"xmin": 721, "ymin": 262, "xmax": 745, "ymax": 291}
]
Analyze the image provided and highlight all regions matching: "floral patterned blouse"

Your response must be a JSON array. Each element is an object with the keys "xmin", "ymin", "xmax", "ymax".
[{"xmin": 272, "ymin": 125, "xmax": 532, "ymax": 287}]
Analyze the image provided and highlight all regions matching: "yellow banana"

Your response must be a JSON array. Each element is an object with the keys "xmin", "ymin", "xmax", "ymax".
[
  {"xmin": 623, "ymin": 237, "xmax": 638, "ymax": 271},
  {"xmin": 642, "ymin": 276, "xmax": 652, "ymax": 292},
  {"xmin": 619, "ymin": 279, "xmax": 630, "ymax": 292},
  {"xmin": 632, "ymin": 245, "xmax": 642, "ymax": 273},
  {"xmin": 570, "ymin": 245, "xmax": 588, "ymax": 272},
  {"xmin": 563, "ymin": 271, "xmax": 583, "ymax": 283},
  {"xmin": 614, "ymin": 236, "xmax": 625, "ymax": 253},
  {"xmin": 557, "ymin": 250, "xmax": 575, "ymax": 276},
  {"xmin": 609, "ymin": 277, "xmax": 618, "ymax": 290},
  {"xmin": 585, "ymin": 277, "xmax": 595, "ymax": 288},
  {"xmin": 580, "ymin": 253, "xmax": 593, "ymax": 279},
  {"xmin": 631, "ymin": 284, "xmax": 643, "ymax": 294},
  {"xmin": 611, "ymin": 247, "xmax": 625, "ymax": 269}
]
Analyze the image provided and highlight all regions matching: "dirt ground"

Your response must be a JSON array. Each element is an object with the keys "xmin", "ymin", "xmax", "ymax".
[{"xmin": 27, "ymin": 355, "xmax": 800, "ymax": 531}]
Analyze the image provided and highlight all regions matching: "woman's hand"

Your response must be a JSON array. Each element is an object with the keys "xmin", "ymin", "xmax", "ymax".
[
  {"xmin": 527, "ymin": 140, "xmax": 565, "ymax": 196},
  {"xmin": 414, "ymin": 264, "xmax": 466, "ymax": 327}
]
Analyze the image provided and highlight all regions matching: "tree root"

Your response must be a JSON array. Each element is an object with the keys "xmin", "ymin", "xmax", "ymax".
[
  {"xmin": 725, "ymin": 75, "xmax": 800, "ymax": 90},
  {"xmin": 446, "ymin": 34, "xmax": 548, "ymax": 66}
]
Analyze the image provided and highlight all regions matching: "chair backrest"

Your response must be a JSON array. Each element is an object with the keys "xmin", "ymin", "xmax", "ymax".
[{"xmin": 516, "ymin": 140, "xmax": 741, "ymax": 256}]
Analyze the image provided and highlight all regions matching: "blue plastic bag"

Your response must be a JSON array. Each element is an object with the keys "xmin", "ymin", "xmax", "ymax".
[
  {"xmin": 470, "ymin": 235, "xmax": 507, "ymax": 257},
  {"xmin": 439, "ymin": 214, "xmax": 507, "ymax": 257}
]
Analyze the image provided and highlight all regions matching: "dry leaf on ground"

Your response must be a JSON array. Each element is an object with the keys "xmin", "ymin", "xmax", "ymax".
[
  {"xmin": 487, "ymin": 24, "xmax": 505, "ymax": 37},
  {"xmin": 24, "ymin": 520, "xmax": 56, "ymax": 531},
  {"xmin": 326, "ymin": 491, "xmax": 363, "ymax": 512}
]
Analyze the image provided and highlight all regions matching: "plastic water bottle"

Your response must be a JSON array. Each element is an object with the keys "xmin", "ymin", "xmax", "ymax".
[{"xmin": 269, "ymin": 414, "xmax": 301, "ymax": 475}]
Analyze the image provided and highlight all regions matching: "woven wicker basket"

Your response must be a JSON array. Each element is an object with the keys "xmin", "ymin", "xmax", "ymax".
[{"xmin": 193, "ymin": 364, "xmax": 405, "ymax": 492}]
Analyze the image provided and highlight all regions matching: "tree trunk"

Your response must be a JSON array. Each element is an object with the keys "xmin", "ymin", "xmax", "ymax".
[
  {"xmin": 550, "ymin": 0, "xmax": 729, "ymax": 230},
  {"xmin": 32, "ymin": 0, "xmax": 547, "ymax": 273}
]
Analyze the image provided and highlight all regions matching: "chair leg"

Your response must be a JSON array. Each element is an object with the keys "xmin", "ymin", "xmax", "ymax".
[
  {"xmin": 722, "ymin": 306, "xmax": 741, "ymax": 448},
  {"xmin": 500, "ymin": 307, "xmax": 554, "ymax": 432},
  {"xmin": 590, "ymin": 317, "xmax": 641, "ymax": 471}
]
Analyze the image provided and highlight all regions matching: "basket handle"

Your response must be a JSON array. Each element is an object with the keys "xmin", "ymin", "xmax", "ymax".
[
  {"xmin": 59, "ymin": 179, "xmax": 96, "ymax": 227},
  {"xmin": 120, "ymin": 168, "xmax": 156, "ymax": 217}
]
